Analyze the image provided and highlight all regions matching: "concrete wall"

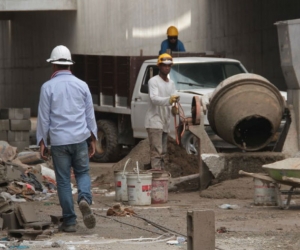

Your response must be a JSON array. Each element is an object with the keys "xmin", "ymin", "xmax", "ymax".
[
  {"xmin": 0, "ymin": 0, "xmax": 300, "ymax": 117},
  {"xmin": 208, "ymin": 0, "xmax": 300, "ymax": 91},
  {"xmin": 0, "ymin": 0, "xmax": 209, "ymax": 116}
]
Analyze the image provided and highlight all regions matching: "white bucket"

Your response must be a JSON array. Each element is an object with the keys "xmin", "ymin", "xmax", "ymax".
[
  {"xmin": 114, "ymin": 158, "xmax": 131, "ymax": 202},
  {"xmin": 253, "ymin": 178, "xmax": 277, "ymax": 206},
  {"xmin": 127, "ymin": 162, "xmax": 152, "ymax": 206}
]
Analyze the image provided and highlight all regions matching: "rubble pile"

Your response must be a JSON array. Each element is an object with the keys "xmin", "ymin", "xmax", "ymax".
[{"xmin": 0, "ymin": 141, "xmax": 60, "ymax": 240}]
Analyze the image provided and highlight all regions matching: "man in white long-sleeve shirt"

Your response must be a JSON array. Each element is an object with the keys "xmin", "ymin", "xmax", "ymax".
[
  {"xmin": 36, "ymin": 45, "xmax": 98, "ymax": 232},
  {"xmin": 145, "ymin": 53, "xmax": 179, "ymax": 170}
]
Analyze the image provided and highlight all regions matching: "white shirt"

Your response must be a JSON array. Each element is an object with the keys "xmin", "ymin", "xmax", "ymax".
[{"xmin": 145, "ymin": 75, "xmax": 176, "ymax": 132}]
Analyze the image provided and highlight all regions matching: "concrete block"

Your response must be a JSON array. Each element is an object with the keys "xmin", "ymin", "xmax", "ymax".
[
  {"xmin": 201, "ymin": 152, "xmax": 286, "ymax": 183},
  {"xmin": 8, "ymin": 131, "xmax": 29, "ymax": 142},
  {"xmin": 0, "ymin": 108, "xmax": 30, "ymax": 120},
  {"xmin": 3, "ymin": 211, "xmax": 20, "ymax": 230},
  {"xmin": 0, "ymin": 164, "xmax": 23, "ymax": 183},
  {"xmin": 0, "ymin": 120, "xmax": 9, "ymax": 131},
  {"xmin": 187, "ymin": 210, "xmax": 215, "ymax": 250},
  {"xmin": 0, "ymin": 201, "xmax": 13, "ymax": 214},
  {"xmin": 0, "ymin": 131, "xmax": 7, "ymax": 141},
  {"xmin": 8, "ymin": 141, "xmax": 30, "ymax": 152},
  {"xmin": 9, "ymin": 120, "xmax": 31, "ymax": 131}
]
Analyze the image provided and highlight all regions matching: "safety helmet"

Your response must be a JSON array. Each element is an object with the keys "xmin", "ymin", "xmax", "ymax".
[
  {"xmin": 46, "ymin": 45, "xmax": 74, "ymax": 65},
  {"xmin": 167, "ymin": 26, "xmax": 179, "ymax": 36},
  {"xmin": 157, "ymin": 53, "xmax": 173, "ymax": 66}
]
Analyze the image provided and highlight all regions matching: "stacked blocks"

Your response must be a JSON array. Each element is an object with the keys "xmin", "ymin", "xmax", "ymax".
[{"xmin": 0, "ymin": 108, "xmax": 31, "ymax": 151}]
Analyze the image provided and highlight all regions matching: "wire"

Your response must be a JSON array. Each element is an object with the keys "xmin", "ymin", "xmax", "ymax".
[
  {"xmin": 133, "ymin": 214, "xmax": 187, "ymax": 237},
  {"xmin": 94, "ymin": 212, "xmax": 169, "ymax": 236},
  {"xmin": 94, "ymin": 211, "xmax": 186, "ymax": 237}
]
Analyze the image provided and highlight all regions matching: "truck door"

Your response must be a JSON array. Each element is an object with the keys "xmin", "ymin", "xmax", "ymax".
[{"xmin": 131, "ymin": 65, "xmax": 159, "ymax": 138}]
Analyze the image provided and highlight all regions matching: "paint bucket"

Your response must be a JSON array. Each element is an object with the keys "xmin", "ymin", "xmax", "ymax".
[
  {"xmin": 253, "ymin": 178, "xmax": 277, "ymax": 206},
  {"xmin": 151, "ymin": 170, "xmax": 170, "ymax": 204},
  {"xmin": 127, "ymin": 162, "xmax": 152, "ymax": 206},
  {"xmin": 114, "ymin": 158, "xmax": 131, "ymax": 202}
]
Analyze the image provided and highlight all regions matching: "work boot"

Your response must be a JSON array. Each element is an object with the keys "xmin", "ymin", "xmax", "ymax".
[
  {"xmin": 58, "ymin": 223, "xmax": 77, "ymax": 232},
  {"xmin": 79, "ymin": 199, "xmax": 96, "ymax": 229}
]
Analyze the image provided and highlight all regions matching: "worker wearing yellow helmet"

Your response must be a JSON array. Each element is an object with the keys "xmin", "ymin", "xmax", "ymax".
[
  {"xmin": 144, "ymin": 53, "xmax": 180, "ymax": 170},
  {"xmin": 159, "ymin": 26, "xmax": 186, "ymax": 55}
]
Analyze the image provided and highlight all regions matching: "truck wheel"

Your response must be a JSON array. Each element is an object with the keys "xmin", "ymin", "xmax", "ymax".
[
  {"xmin": 181, "ymin": 131, "xmax": 198, "ymax": 155},
  {"xmin": 92, "ymin": 120, "xmax": 121, "ymax": 163}
]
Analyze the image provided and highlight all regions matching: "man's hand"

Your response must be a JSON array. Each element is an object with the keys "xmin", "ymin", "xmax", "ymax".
[
  {"xmin": 39, "ymin": 140, "xmax": 49, "ymax": 161},
  {"xmin": 88, "ymin": 135, "xmax": 96, "ymax": 158},
  {"xmin": 169, "ymin": 95, "xmax": 180, "ymax": 104},
  {"xmin": 171, "ymin": 105, "xmax": 178, "ymax": 116}
]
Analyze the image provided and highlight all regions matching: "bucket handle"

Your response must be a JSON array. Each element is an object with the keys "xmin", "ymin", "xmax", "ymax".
[
  {"xmin": 122, "ymin": 158, "xmax": 131, "ymax": 177},
  {"xmin": 134, "ymin": 161, "xmax": 141, "ymax": 183}
]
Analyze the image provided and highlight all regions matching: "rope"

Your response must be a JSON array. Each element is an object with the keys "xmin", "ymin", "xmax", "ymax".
[{"xmin": 174, "ymin": 101, "xmax": 187, "ymax": 145}]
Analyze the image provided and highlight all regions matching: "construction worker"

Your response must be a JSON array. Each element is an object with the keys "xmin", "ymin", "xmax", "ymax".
[
  {"xmin": 36, "ymin": 45, "xmax": 98, "ymax": 232},
  {"xmin": 159, "ymin": 26, "xmax": 186, "ymax": 55},
  {"xmin": 145, "ymin": 53, "xmax": 179, "ymax": 170}
]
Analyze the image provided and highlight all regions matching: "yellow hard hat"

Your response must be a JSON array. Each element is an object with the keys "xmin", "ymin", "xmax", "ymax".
[
  {"xmin": 167, "ymin": 26, "xmax": 179, "ymax": 36},
  {"xmin": 157, "ymin": 53, "xmax": 173, "ymax": 65}
]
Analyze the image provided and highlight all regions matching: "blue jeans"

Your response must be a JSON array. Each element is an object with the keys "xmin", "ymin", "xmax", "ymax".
[{"xmin": 51, "ymin": 141, "xmax": 92, "ymax": 226}]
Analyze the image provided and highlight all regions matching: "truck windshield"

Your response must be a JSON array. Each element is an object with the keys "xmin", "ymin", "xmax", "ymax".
[{"xmin": 170, "ymin": 62, "xmax": 245, "ymax": 90}]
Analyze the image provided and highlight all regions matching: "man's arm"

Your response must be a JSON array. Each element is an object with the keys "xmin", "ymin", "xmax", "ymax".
[
  {"xmin": 84, "ymin": 85, "xmax": 98, "ymax": 158},
  {"xmin": 36, "ymin": 86, "xmax": 51, "ymax": 159}
]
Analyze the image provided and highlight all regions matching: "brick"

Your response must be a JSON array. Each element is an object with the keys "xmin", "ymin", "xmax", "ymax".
[
  {"xmin": 8, "ymin": 131, "xmax": 29, "ymax": 142},
  {"xmin": 0, "ymin": 131, "xmax": 7, "ymax": 141},
  {"xmin": 8, "ymin": 141, "xmax": 30, "ymax": 152},
  {"xmin": 9, "ymin": 120, "xmax": 31, "ymax": 131},
  {"xmin": 0, "ymin": 120, "xmax": 9, "ymax": 131},
  {"xmin": 187, "ymin": 210, "xmax": 215, "ymax": 250},
  {"xmin": 0, "ymin": 108, "xmax": 30, "ymax": 120}
]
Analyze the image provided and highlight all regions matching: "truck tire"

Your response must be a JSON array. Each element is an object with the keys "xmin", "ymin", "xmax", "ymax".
[
  {"xmin": 92, "ymin": 120, "xmax": 121, "ymax": 163},
  {"xmin": 181, "ymin": 131, "xmax": 198, "ymax": 155}
]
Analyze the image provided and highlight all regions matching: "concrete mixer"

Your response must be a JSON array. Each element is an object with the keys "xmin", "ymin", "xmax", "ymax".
[{"xmin": 207, "ymin": 73, "xmax": 287, "ymax": 152}]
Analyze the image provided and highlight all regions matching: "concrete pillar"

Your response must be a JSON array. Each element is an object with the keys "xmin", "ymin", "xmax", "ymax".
[{"xmin": 187, "ymin": 210, "xmax": 215, "ymax": 250}]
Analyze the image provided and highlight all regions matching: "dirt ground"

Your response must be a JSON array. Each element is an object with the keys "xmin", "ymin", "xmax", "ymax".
[{"xmin": 5, "ymin": 139, "xmax": 300, "ymax": 250}]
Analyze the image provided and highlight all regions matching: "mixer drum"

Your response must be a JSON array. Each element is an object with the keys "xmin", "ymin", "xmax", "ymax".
[{"xmin": 207, "ymin": 73, "xmax": 286, "ymax": 151}]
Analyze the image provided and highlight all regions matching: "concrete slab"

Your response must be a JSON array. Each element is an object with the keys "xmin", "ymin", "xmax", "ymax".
[
  {"xmin": 9, "ymin": 120, "xmax": 31, "ymax": 131},
  {"xmin": 16, "ymin": 204, "xmax": 38, "ymax": 224}
]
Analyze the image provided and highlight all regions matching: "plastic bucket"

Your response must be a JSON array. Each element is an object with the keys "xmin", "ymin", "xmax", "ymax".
[
  {"xmin": 151, "ymin": 171, "xmax": 170, "ymax": 204},
  {"xmin": 114, "ymin": 158, "xmax": 131, "ymax": 202},
  {"xmin": 253, "ymin": 178, "xmax": 277, "ymax": 206},
  {"xmin": 127, "ymin": 162, "xmax": 152, "ymax": 206}
]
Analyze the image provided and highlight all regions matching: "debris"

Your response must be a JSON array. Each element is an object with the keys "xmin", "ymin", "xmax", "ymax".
[
  {"xmin": 106, "ymin": 204, "xmax": 136, "ymax": 217},
  {"xmin": 216, "ymin": 226, "xmax": 228, "ymax": 233},
  {"xmin": 219, "ymin": 204, "xmax": 239, "ymax": 210}
]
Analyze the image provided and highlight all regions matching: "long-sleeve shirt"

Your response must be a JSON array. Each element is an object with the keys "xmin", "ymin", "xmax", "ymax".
[
  {"xmin": 145, "ymin": 75, "xmax": 176, "ymax": 133},
  {"xmin": 36, "ymin": 70, "xmax": 98, "ymax": 146},
  {"xmin": 159, "ymin": 39, "xmax": 186, "ymax": 55}
]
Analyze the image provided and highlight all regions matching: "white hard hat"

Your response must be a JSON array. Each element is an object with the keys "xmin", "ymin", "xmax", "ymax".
[{"xmin": 46, "ymin": 45, "xmax": 74, "ymax": 65}]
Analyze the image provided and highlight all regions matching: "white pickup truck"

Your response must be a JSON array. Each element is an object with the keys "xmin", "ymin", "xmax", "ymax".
[{"xmin": 72, "ymin": 53, "xmax": 248, "ymax": 162}]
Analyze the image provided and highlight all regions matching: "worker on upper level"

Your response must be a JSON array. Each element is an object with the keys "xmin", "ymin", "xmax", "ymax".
[{"xmin": 159, "ymin": 26, "xmax": 186, "ymax": 55}]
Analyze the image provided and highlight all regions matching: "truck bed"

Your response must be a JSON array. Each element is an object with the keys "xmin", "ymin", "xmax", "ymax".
[
  {"xmin": 72, "ymin": 54, "xmax": 154, "ymax": 112},
  {"xmin": 71, "ymin": 53, "xmax": 222, "ymax": 113}
]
